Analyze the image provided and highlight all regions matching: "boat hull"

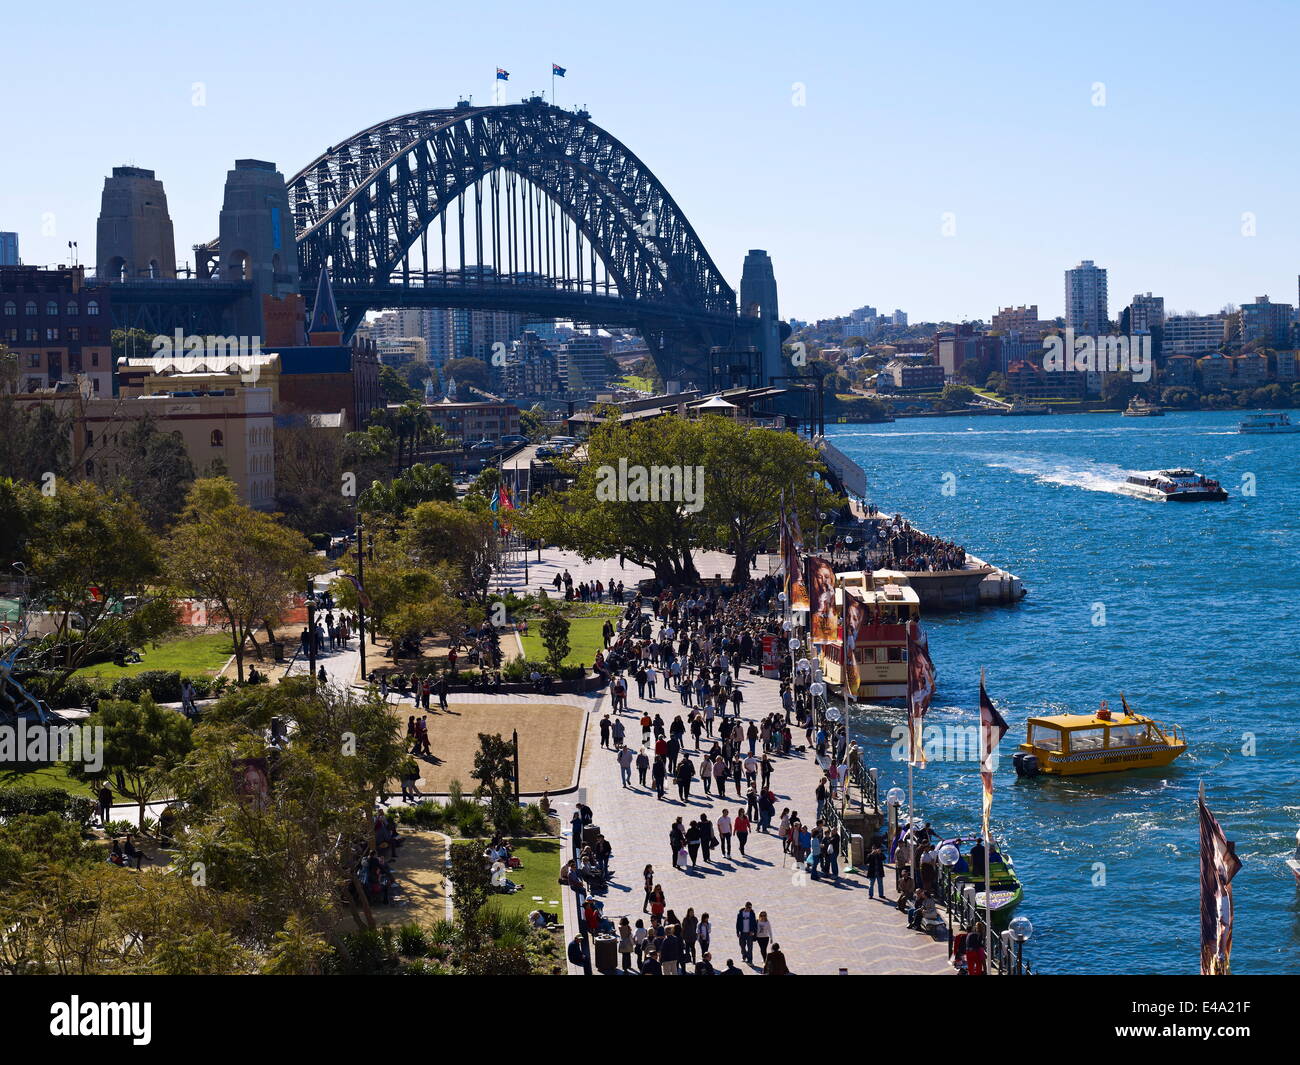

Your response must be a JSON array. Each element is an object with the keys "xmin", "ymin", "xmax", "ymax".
[{"xmin": 1020, "ymin": 741, "xmax": 1187, "ymax": 776}]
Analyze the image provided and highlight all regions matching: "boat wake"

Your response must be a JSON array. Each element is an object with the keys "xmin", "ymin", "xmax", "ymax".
[{"xmin": 979, "ymin": 452, "xmax": 1139, "ymax": 496}]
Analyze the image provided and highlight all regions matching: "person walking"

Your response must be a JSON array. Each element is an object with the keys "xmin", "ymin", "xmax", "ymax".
[
  {"xmin": 600, "ymin": 715, "xmax": 612, "ymax": 749},
  {"xmin": 763, "ymin": 943, "xmax": 790, "ymax": 975},
  {"xmin": 652, "ymin": 756, "xmax": 667, "ymax": 801},
  {"xmin": 865, "ymin": 841, "xmax": 887, "ymax": 900},
  {"xmin": 735, "ymin": 902, "xmax": 758, "ymax": 964},
  {"xmin": 636, "ymin": 747, "xmax": 650, "ymax": 787},
  {"xmin": 755, "ymin": 911, "xmax": 773, "ymax": 961},
  {"xmin": 734, "ymin": 809, "xmax": 751, "ymax": 856},
  {"xmin": 697, "ymin": 912, "xmax": 712, "ymax": 959},
  {"xmin": 717, "ymin": 809, "xmax": 733, "ymax": 858},
  {"xmin": 618, "ymin": 744, "xmax": 634, "ymax": 788},
  {"xmin": 642, "ymin": 865, "xmax": 655, "ymax": 912},
  {"xmin": 617, "ymin": 917, "xmax": 635, "ymax": 972}
]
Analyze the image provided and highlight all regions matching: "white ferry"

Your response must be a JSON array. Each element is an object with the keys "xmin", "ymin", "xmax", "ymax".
[
  {"xmin": 1122, "ymin": 397, "xmax": 1164, "ymax": 417},
  {"xmin": 817, "ymin": 570, "xmax": 921, "ymax": 702},
  {"xmin": 1118, "ymin": 469, "xmax": 1228, "ymax": 502},
  {"xmin": 1000, "ymin": 401, "xmax": 1052, "ymax": 416},
  {"xmin": 1238, "ymin": 412, "xmax": 1299, "ymax": 434}
]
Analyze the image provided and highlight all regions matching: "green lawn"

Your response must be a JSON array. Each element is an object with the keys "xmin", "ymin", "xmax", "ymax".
[
  {"xmin": 71, "ymin": 632, "xmax": 235, "ymax": 681},
  {"xmin": 454, "ymin": 837, "xmax": 564, "ymax": 924},
  {"xmin": 0, "ymin": 761, "xmax": 94, "ymax": 797},
  {"xmin": 520, "ymin": 615, "xmax": 607, "ymax": 668},
  {"xmin": 618, "ymin": 375, "xmax": 654, "ymax": 392}
]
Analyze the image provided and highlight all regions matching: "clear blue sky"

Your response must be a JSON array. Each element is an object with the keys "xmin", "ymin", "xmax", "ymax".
[{"xmin": 4, "ymin": 0, "xmax": 1299, "ymax": 323}]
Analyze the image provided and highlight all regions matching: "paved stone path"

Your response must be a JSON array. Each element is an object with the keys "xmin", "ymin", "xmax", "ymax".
[{"xmin": 559, "ymin": 618, "xmax": 953, "ymax": 976}]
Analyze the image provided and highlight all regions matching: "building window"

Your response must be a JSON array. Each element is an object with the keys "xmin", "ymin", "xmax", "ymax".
[
  {"xmin": 66, "ymin": 301, "xmax": 78, "ymax": 316},
  {"xmin": 25, "ymin": 301, "xmax": 37, "ymax": 316},
  {"xmin": 86, "ymin": 300, "xmax": 100, "ymax": 316},
  {"xmin": 69, "ymin": 328, "xmax": 80, "ymax": 342},
  {"xmin": 45, "ymin": 301, "xmax": 58, "ymax": 317},
  {"xmin": 46, "ymin": 328, "xmax": 59, "ymax": 342},
  {"xmin": 27, "ymin": 354, "xmax": 40, "ymax": 368},
  {"xmin": 89, "ymin": 349, "xmax": 97, "ymax": 365},
  {"xmin": 3, "ymin": 329, "xmax": 15, "ymax": 342},
  {"xmin": 23, "ymin": 328, "xmax": 37, "ymax": 342},
  {"xmin": 92, "ymin": 378, "xmax": 100, "ymax": 393},
  {"xmin": 2, "ymin": 301, "xmax": 14, "ymax": 316},
  {"xmin": 210, "ymin": 429, "xmax": 224, "ymax": 447}
]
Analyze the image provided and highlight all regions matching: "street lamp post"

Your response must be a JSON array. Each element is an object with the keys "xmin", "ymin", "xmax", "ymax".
[
  {"xmin": 355, "ymin": 519, "xmax": 367, "ymax": 682},
  {"xmin": 306, "ymin": 578, "xmax": 317, "ymax": 681}
]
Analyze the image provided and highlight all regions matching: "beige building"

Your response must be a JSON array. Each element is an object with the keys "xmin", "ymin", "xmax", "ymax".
[{"xmin": 82, "ymin": 386, "xmax": 276, "ymax": 507}]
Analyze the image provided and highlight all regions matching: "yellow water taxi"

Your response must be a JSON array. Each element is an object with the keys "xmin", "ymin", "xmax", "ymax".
[{"xmin": 1013, "ymin": 698, "xmax": 1187, "ymax": 777}]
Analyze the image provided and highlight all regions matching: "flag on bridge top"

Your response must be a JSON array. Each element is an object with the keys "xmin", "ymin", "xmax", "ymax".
[
  {"xmin": 552, "ymin": 64, "xmax": 567, "ymax": 77},
  {"xmin": 496, "ymin": 68, "xmax": 510, "ymax": 80}
]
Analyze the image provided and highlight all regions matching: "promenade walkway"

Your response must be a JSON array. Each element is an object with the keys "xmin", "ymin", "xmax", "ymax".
[{"xmin": 558, "ymin": 612, "xmax": 953, "ymax": 975}]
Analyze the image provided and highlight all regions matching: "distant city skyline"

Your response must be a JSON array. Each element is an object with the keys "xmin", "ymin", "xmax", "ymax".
[{"xmin": 4, "ymin": 0, "xmax": 1300, "ymax": 325}]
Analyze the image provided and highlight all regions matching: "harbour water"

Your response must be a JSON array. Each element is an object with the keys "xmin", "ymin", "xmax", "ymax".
[{"xmin": 827, "ymin": 411, "xmax": 1300, "ymax": 975}]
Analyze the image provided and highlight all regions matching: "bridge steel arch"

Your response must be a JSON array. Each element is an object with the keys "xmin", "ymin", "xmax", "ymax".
[{"xmin": 280, "ymin": 100, "xmax": 749, "ymax": 379}]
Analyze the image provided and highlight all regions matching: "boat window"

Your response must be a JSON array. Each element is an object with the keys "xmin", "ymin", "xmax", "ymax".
[
  {"xmin": 1107, "ymin": 725, "xmax": 1146, "ymax": 747},
  {"xmin": 1027, "ymin": 724, "xmax": 1062, "ymax": 751},
  {"xmin": 1069, "ymin": 727, "xmax": 1106, "ymax": 753}
]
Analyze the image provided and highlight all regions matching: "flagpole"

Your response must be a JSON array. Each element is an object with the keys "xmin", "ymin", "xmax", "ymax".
[{"xmin": 982, "ymin": 666, "xmax": 992, "ymax": 972}]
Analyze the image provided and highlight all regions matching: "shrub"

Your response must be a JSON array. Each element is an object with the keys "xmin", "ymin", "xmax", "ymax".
[
  {"xmin": 397, "ymin": 923, "xmax": 430, "ymax": 958},
  {"xmin": 0, "ymin": 786, "xmax": 95, "ymax": 826},
  {"xmin": 404, "ymin": 802, "xmax": 447, "ymax": 830},
  {"xmin": 522, "ymin": 804, "xmax": 551, "ymax": 835},
  {"xmin": 111, "ymin": 670, "xmax": 182, "ymax": 703},
  {"xmin": 455, "ymin": 805, "xmax": 487, "ymax": 837},
  {"xmin": 461, "ymin": 944, "xmax": 531, "ymax": 976}
]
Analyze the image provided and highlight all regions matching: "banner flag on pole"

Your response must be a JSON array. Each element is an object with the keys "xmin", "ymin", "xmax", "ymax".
[
  {"xmin": 906, "ymin": 620, "xmax": 935, "ymax": 766},
  {"xmin": 496, "ymin": 68, "xmax": 510, "ymax": 80},
  {"xmin": 779, "ymin": 496, "xmax": 809, "ymax": 611},
  {"xmin": 978, "ymin": 669, "xmax": 1008, "ymax": 841},
  {"xmin": 552, "ymin": 63, "xmax": 566, "ymax": 77},
  {"xmin": 1199, "ymin": 784, "xmax": 1242, "ymax": 975}
]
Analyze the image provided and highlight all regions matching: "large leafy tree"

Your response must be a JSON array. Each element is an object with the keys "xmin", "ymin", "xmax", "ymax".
[
  {"xmin": 518, "ymin": 414, "xmax": 706, "ymax": 583},
  {"xmin": 73, "ymin": 695, "xmax": 193, "ymax": 825},
  {"xmin": 87, "ymin": 414, "xmax": 196, "ymax": 530},
  {"xmin": 358, "ymin": 461, "xmax": 454, "ymax": 518},
  {"xmin": 167, "ymin": 478, "xmax": 316, "ymax": 681},
  {"xmin": 518, "ymin": 414, "xmax": 836, "ymax": 584},
  {"xmin": 401, "ymin": 499, "xmax": 496, "ymax": 587},
  {"xmin": 169, "ymin": 677, "xmax": 405, "ymax": 942},
  {"xmin": 694, "ymin": 415, "xmax": 838, "ymax": 582},
  {"xmin": 331, "ymin": 536, "xmax": 463, "ymax": 657},
  {"xmin": 15, "ymin": 480, "xmax": 177, "ymax": 687}
]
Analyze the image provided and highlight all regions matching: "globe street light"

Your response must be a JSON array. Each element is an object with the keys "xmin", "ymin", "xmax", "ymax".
[{"xmin": 1008, "ymin": 915, "xmax": 1033, "ymax": 975}]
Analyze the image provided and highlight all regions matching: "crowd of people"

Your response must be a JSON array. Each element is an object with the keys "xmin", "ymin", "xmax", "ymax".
[{"xmin": 863, "ymin": 515, "xmax": 969, "ymax": 573}]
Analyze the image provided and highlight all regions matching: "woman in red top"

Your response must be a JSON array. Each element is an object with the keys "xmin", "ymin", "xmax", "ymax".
[{"xmin": 733, "ymin": 811, "xmax": 751, "ymax": 856}]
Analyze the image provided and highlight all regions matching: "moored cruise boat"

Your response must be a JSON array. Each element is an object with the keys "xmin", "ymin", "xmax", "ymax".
[
  {"xmin": 1122, "ymin": 397, "xmax": 1164, "ymax": 417},
  {"xmin": 1118, "ymin": 468, "xmax": 1228, "ymax": 502},
  {"xmin": 817, "ymin": 570, "xmax": 921, "ymax": 702},
  {"xmin": 1013, "ymin": 698, "xmax": 1187, "ymax": 777},
  {"xmin": 1000, "ymin": 400, "xmax": 1052, "ymax": 416},
  {"xmin": 1238, "ymin": 411, "xmax": 1300, "ymax": 434}
]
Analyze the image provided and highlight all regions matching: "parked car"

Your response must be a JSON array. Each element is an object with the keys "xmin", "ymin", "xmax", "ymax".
[
  {"xmin": 468, "ymin": 439, "xmax": 499, "ymax": 453},
  {"xmin": 500, "ymin": 434, "xmax": 529, "ymax": 447}
]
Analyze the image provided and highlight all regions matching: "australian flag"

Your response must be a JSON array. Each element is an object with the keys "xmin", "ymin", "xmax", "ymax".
[
  {"xmin": 496, "ymin": 67, "xmax": 510, "ymax": 80},
  {"xmin": 552, "ymin": 64, "xmax": 566, "ymax": 77}
]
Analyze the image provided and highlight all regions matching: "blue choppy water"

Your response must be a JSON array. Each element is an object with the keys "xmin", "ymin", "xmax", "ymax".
[{"xmin": 827, "ymin": 411, "xmax": 1300, "ymax": 975}]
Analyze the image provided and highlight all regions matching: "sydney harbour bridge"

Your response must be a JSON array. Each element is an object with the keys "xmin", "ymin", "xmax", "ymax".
[{"xmin": 103, "ymin": 98, "xmax": 786, "ymax": 386}]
